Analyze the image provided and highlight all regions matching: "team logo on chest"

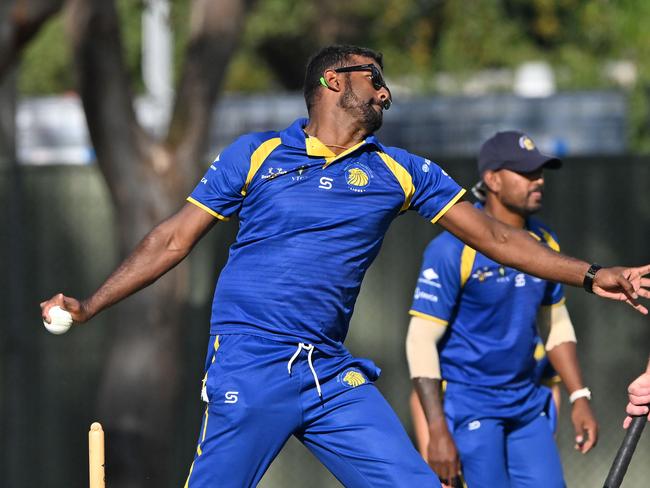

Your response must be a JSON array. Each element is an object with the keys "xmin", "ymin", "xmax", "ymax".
[{"xmin": 344, "ymin": 162, "xmax": 373, "ymax": 193}]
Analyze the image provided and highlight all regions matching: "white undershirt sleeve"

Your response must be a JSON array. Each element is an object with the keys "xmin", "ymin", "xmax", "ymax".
[
  {"xmin": 537, "ymin": 303, "xmax": 577, "ymax": 351},
  {"xmin": 406, "ymin": 316, "xmax": 447, "ymax": 379}
]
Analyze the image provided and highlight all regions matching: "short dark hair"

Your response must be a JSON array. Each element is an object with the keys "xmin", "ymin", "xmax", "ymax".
[{"xmin": 303, "ymin": 45, "xmax": 384, "ymax": 114}]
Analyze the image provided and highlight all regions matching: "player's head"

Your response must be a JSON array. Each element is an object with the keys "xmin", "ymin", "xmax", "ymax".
[
  {"xmin": 472, "ymin": 131, "xmax": 562, "ymax": 216},
  {"xmin": 303, "ymin": 45, "xmax": 391, "ymax": 133}
]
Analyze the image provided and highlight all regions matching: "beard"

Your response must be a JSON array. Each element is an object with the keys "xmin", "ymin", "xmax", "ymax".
[
  {"xmin": 523, "ymin": 185, "xmax": 544, "ymax": 214},
  {"xmin": 338, "ymin": 78, "xmax": 383, "ymax": 134},
  {"xmin": 504, "ymin": 188, "xmax": 543, "ymax": 217}
]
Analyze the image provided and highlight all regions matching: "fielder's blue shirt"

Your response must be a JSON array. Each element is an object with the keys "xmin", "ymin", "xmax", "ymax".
[
  {"xmin": 410, "ymin": 206, "xmax": 564, "ymax": 387},
  {"xmin": 189, "ymin": 118, "xmax": 465, "ymax": 354}
]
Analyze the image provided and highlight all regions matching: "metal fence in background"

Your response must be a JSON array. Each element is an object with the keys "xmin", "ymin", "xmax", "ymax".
[
  {"xmin": 379, "ymin": 91, "xmax": 627, "ymax": 157},
  {"xmin": 16, "ymin": 90, "xmax": 627, "ymax": 167}
]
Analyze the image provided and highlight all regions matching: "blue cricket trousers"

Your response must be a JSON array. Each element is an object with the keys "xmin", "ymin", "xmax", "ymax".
[
  {"xmin": 444, "ymin": 381, "xmax": 565, "ymax": 488},
  {"xmin": 184, "ymin": 334, "xmax": 440, "ymax": 487}
]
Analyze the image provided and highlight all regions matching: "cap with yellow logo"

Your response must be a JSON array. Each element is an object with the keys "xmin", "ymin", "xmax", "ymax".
[{"xmin": 477, "ymin": 130, "xmax": 562, "ymax": 175}]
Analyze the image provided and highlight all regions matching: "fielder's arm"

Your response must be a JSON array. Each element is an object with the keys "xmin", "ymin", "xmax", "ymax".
[
  {"xmin": 407, "ymin": 316, "xmax": 461, "ymax": 482},
  {"xmin": 438, "ymin": 201, "xmax": 650, "ymax": 314},
  {"xmin": 40, "ymin": 202, "xmax": 217, "ymax": 323},
  {"xmin": 538, "ymin": 303, "xmax": 598, "ymax": 453}
]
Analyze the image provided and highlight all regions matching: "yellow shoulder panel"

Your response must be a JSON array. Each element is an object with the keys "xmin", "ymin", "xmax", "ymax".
[
  {"xmin": 460, "ymin": 245, "xmax": 476, "ymax": 288},
  {"xmin": 377, "ymin": 151, "xmax": 415, "ymax": 212},
  {"xmin": 241, "ymin": 137, "xmax": 282, "ymax": 195},
  {"xmin": 540, "ymin": 228, "xmax": 560, "ymax": 252}
]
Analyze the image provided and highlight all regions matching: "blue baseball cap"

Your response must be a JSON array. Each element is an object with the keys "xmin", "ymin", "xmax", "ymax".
[{"xmin": 478, "ymin": 131, "xmax": 562, "ymax": 175}]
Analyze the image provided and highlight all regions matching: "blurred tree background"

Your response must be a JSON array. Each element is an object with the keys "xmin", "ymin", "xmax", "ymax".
[
  {"xmin": 18, "ymin": 0, "xmax": 650, "ymax": 149},
  {"xmin": 4, "ymin": 1, "xmax": 650, "ymax": 487}
]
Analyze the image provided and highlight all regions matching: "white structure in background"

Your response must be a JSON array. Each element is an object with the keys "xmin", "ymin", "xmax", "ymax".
[
  {"xmin": 17, "ymin": 95, "xmax": 93, "ymax": 165},
  {"xmin": 18, "ymin": 0, "xmax": 173, "ymax": 165},
  {"xmin": 140, "ymin": 0, "xmax": 173, "ymax": 136},
  {"xmin": 513, "ymin": 61, "xmax": 556, "ymax": 98},
  {"xmin": 604, "ymin": 60, "xmax": 637, "ymax": 89}
]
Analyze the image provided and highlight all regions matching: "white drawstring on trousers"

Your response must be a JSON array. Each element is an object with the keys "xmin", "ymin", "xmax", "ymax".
[{"xmin": 287, "ymin": 343, "xmax": 322, "ymax": 397}]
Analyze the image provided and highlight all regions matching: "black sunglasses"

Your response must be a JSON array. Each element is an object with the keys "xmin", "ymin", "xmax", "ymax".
[
  {"xmin": 334, "ymin": 64, "xmax": 392, "ymax": 107},
  {"xmin": 334, "ymin": 63, "xmax": 387, "ymax": 89}
]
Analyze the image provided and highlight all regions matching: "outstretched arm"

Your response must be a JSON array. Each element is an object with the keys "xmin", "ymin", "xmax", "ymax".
[
  {"xmin": 41, "ymin": 203, "xmax": 217, "ymax": 324},
  {"xmin": 438, "ymin": 201, "xmax": 650, "ymax": 313}
]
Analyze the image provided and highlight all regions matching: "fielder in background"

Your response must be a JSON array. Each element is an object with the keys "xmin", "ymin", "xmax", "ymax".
[
  {"xmin": 41, "ymin": 44, "xmax": 649, "ymax": 488},
  {"xmin": 410, "ymin": 336, "xmax": 564, "ymax": 466},
  {"xmin": 407, "ymin": 131, "xmax": 598, "ymax": 488}
]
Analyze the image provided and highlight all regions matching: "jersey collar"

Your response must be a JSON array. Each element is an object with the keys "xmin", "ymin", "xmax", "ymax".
[{"xmin": 280, "ymin": 118, "xmax": 381, "ymax": 166}]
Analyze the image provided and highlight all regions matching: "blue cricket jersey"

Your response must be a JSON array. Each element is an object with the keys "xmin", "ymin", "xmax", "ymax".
[
  {"xmin": 533, "ymin": 336, "xmax": 561, "ymax": 387},
  {"xmin": 409, "ymin": 205, "xmax": 565, "ymax": 388},
  {"xmin": 189, "ymin": 118, "xmax": 465, "ymax": 354}
]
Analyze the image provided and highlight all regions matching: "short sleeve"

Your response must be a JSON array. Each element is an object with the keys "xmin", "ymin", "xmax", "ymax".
[
  {"xmin": 188, "ymin": 135, "xmax": 258, "ymax": 220},
  {"xmin": 409, "ymin": 234, "xmax": 463, "ymax": 325},
  {"xmin": 542, "ymin": 281, "xmax": 564, "ymax": 307},
  {"xmin": 409, "ymin": 155, "xmax": 465, "ymax": 223},
  {"xmin": 376, "ymin": 147, "xmax": 465, "ymax": 221}
]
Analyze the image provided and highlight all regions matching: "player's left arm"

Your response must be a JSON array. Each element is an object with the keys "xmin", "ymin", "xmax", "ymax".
[
  {"xmin": 538, "ymin": 296, "xmax": 598, "ymax": 453},
  {"xmin": 409, "ymin": 388, "xmax": 430, "ymax": 458},
  {"xmin": 547, "ymin": 339, "xmax": 599, "ymax": 453},
  {"xmin": 438, "ymin": 201, "xmax": 650, "ymax": 313}
]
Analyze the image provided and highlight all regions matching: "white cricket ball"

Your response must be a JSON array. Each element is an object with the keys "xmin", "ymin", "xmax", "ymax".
[{"xmin": 43, "ymin": 306, "xmax": 73, "ymax": 335}]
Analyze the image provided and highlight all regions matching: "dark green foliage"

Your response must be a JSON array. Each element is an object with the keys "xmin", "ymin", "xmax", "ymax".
[{"xmin": 17, "ymin": 0, "xmax": 650, "ymax": 151}]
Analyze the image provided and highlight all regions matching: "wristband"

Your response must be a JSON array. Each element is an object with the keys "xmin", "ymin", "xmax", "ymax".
[
  {"xmin": 569, "ymin": 387, "xmax": 592, "ymax": 404},
  {"xmin": 583, "ymin": 264, "xmax": 602, "ymax": 294}
]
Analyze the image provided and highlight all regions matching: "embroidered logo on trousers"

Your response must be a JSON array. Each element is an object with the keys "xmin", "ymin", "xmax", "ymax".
[{"xmin": 224, "ymin": 391, "xmax": 239, "ymax": 404}]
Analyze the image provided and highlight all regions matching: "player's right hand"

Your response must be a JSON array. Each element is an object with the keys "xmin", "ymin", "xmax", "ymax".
[
  {"xmin": 592, "ymin": 264, "xmax": 650, "ymax": 314},
  {"xmin": 624, "ymin": 365, "xmax": 650, "ymax": 428},
  {"xmin": 40, "ymin": 293, "xmax": 91, "ymax": 324},
  {"xmin": 426, "ymin": 426, "xmax": 461, "ymax": 485}
]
